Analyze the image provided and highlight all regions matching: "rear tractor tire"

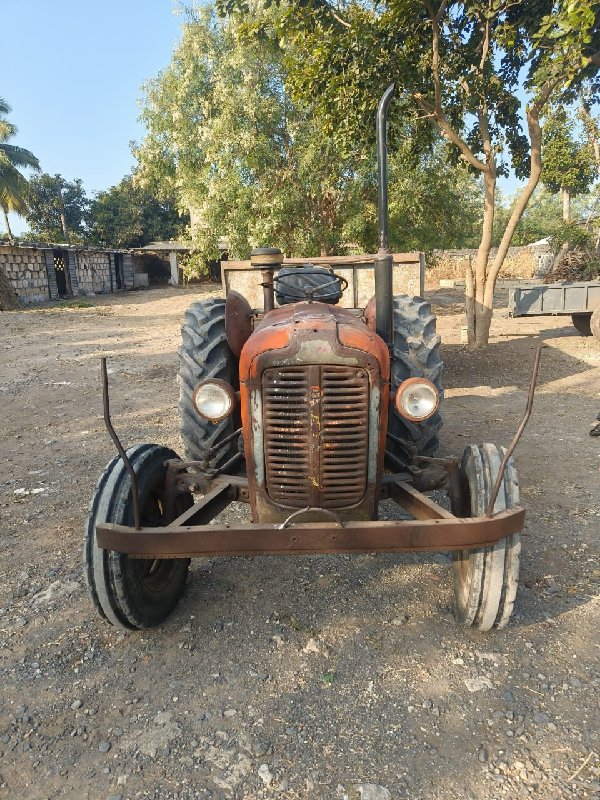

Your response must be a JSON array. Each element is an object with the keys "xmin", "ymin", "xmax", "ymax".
[
  {"xmin": 386, "ymin": 295, "xmax": 444, "ymax": 467},
  {"xmin": 84, "ymin": 444, "xmax": 192, "ymax": 629},
  {"xmin": 178, "ymin": 298, "xmax": 240, "ymax": 467},
  {"xmin": 452, "ymin": 443, "xmax": 521, "ymax": 631}
]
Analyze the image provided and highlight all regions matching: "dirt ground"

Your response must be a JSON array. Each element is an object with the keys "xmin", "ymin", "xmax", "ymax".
[{"xmin": 0, "ymin": 285, "xmax": 599, "ymax": 800}]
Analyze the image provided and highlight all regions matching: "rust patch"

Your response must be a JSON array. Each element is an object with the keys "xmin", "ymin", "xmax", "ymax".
[{"xmin": 225, "ymin": 290, "xmax": 253, "ymax": 357}]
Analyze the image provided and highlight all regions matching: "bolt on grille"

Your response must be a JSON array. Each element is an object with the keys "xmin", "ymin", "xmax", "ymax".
[{"xmin": 262, "ymin": 365, "xmax": 369, "ymax": 508}]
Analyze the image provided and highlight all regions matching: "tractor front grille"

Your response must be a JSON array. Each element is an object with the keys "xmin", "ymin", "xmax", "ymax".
[{"xmin": 262, "ymin": 365, "xmax": 369, "ymax": 508}]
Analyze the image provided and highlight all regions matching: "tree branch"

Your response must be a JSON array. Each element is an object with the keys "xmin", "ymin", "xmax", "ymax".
[
  {"xmin": 484, "ymin": 101, "xmax": 543, "ymax": 301},
  {"xmin": 330, "ymin": 10, "xmax": 350, "ymax": 29},
  {"xmin": 420, "ymin": 1, "xmax": 488, "ymax": 173},
  {"xmin": 414, "ymin": 94, "xmax": 488, "ymax": 172}
]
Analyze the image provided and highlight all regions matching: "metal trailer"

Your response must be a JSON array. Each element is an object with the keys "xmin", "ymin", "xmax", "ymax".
[{"xmin": 509, "ymin": 280, "xmax": 600, "ymax": 339}]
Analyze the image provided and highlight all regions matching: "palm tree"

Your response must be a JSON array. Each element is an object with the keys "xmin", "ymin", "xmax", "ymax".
[{"xmin": 0, "ymin": 98, "xmax": 40, "ymax": 242}]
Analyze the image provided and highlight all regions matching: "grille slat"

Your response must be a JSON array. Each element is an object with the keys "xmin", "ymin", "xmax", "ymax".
[{"xmin": 262, "ymin": 365, "xmax": 369, "ymax": 509}]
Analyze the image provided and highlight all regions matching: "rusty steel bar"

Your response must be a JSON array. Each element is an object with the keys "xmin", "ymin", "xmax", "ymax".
[
  {"xmin": 101, "ymin": 357, "xmax": 141, "ymax": 530},
  {"xmin": 96, "ymin": 505, "xmax": 525, "ymax": 558},
  {"xmin": 485, "ymin": 343, "xmax": 543, "ymax": 517},
  {"xmin": 391, "ymin": 481, "xmax": 454, "ymax": 520},
  {"xmin": 170, "ymin": 482, "xmax": 237, "ymax": 528}
]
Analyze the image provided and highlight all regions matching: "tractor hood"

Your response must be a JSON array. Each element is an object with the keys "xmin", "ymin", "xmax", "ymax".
[{"xmin": 239, "ymin": 302, "xmax": 390, "ymax": 384}]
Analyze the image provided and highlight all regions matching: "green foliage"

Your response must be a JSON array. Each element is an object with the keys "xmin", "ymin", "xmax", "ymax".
[
  {"xmin": 492, "ymin": 187, "xmax": 562, "ymax": 246},
  {"xmin": 542, "ymin": 106, "xmax": 596, "ymax": 195},
  {"xmin": 548, "ymin": 221, "xmax": 594, "ymax": 253},
  {"xmin": 220, "ymin": 2, "xmax": 598, "ymax": 179},
  {"xmin": 87, "ymin": 175, "xmax": 187, "ymax": 249},
  {"xmin": 134, "ymin": 7, "xmax": 366, "ymax": 261},
  {"xmin": 135, "ymin": 5, "xmax": 482, "ymax": 261},
  {"xmin": 57, "ymin": 299, "xmax": 93, "ymax": 309},
  {"xmin": 0, "ymin": 98, "xmax": 40, "ymax": 226},
  {"xmin": 179, "ymin": 250, "xmax": 209, "ymax": 281},
  {"xmin": 493, "ymin": 184, "xmax": 600, "ymax": 247},
  {"xmin": 344, "ymin": 144, "xmax": 482, "ymax": 252},
  {"xmin": 25, "ymin": 173, "xmax": 88, "ymax": 243}
]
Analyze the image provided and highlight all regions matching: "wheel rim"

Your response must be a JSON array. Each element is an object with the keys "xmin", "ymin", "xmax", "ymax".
[{"xmin": 134, "ymin": 485, "xmax": 185, "ymax": 593}]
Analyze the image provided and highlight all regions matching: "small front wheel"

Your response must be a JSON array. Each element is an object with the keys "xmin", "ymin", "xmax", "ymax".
[
  {"xmin": 452, "ymin": 443, "xmax": 521, "ymax": 631},
  {"xmin": 84, "ymin": 444, "xmax": 192, "ymax": 629}
]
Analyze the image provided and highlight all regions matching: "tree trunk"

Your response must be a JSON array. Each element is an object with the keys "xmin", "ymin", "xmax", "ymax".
[
  {"xmin": 464, "ymin": 255, "xmax": 476, "ymax": 343},
  {"xmin": 60, "ymin": 210, "xmax": 70, "ymax": 243},
  {"xmin": 473, "ymin": 101, "xmax": 545, "ymax": 347},
  {"xmin": 466, "ymin": 167, "xmax": 496, "ymax": 347},
  {"xmin": 562, "ymin": 187, "xmax": 571, "ymax": 222},
  {"xmin": 2, "ymin": 205, "xmax": 15, "ymax": 244}
]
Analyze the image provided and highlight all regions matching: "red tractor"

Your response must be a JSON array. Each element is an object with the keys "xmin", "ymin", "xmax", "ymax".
[{"xmin": 85, "ymin": 86, "xmax": 530, "ymax": 632}]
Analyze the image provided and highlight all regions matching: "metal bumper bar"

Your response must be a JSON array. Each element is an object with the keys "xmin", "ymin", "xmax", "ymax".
[{"xmin": 96, "ymin": 480, "xmax": 525, "ymax": 559}]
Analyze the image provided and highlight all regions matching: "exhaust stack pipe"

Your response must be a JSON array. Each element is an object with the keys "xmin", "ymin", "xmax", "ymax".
[{"xmin": 374, "ymin": 83, "xmax": 395, "ymax": 346}]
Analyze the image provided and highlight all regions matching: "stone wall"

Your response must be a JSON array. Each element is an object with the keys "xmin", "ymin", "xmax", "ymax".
[
  {"xmin": 427, "ymin": 243, "xmax": 554, "ymax": 282},
  {"xmin": 76, "ymin": 251, "xmax": 112, "ymax": 295},
  {"xmin": 0, "ymin": 244, "xmax": 142, "ymax": 304},
  {"xmin": 0, "ymin": 246, "xmax": 50, "ymax": 304}
]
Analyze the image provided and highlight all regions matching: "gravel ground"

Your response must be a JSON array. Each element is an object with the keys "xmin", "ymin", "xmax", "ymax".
[{"xmin": 0, "ymin": 285, "xmax": 599, "ymax": 800}]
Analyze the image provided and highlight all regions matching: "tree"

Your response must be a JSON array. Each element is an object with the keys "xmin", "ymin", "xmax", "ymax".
[
  {"xmin": 135, "ymin": 6, "xmax": 481, "ymax": 267},
  {"xmin": 134, "ymin": 7, "xmax": 370, "ymax": 261},
  {"xmin": 542, "ymin": 106, "xmax": 596, "ymax": 222},
  {"xmin": 25, "ymin": 173, "xmax": 88, "ymax": 243},
  {"xmin": 87, "ymin": 175, "xmax": 188, "ymax": 248},
  {"xmin": 343, "ymin": 142, "xmax": 481, "ymax": 252},
  {"xmin": 220, "ymin": 1, "xmax": 600, "ymax": 346},
  {"xmin": 0, "ymin": 98, "xmax": 40, "ymax": 243}
]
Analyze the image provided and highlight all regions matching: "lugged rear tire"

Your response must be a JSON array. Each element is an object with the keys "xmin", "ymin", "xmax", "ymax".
[
  {"xmin": 386, "ymin": 295, "xmax": 443, "ymax": 467},
  {"xmin": 84, "ymin": 444, "xmax": 192, "ymax": 629},
  {"xmin": 178, "ymin": 298, "xmax": 239, "ymax": 467}
]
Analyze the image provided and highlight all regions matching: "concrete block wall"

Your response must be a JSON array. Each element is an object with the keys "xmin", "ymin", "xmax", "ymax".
[
  {"xmin": 0, "ymin": 246, "xmax": 50, "ymax": 304},
  {"xmin": 76, "ymin": 251, "xmax": 112, "ymax": 294}
]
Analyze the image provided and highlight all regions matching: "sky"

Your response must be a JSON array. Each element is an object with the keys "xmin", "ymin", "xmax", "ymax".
[{"xmin": 3, "ymin": 0, "xmax": 184, "ymax": 234}]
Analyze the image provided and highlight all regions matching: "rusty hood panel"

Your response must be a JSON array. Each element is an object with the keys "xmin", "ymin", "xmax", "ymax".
[{"xmin": 239, "ymin": 302, "xmax": 390, "ymax": 383}]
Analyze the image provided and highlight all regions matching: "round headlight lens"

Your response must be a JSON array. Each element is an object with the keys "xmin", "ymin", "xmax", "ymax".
[
  {"xmin": 395, "ymin": 378, "xmax": 439, "ymax": 421},
  {"xmin": 193, "ymin": 381, "xmax": 234, "ymax": 421}
]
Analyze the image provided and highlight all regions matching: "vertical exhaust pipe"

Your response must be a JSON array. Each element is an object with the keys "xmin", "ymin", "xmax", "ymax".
[{"xmin": 375, "ymin": 83, "xmax": 395, "ymax": 346}]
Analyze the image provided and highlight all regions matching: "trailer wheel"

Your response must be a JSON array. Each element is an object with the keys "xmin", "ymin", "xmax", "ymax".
[
  {"xmin": 179, "ymin": 298, "xmax": 240, "ymax": 466},
  {"xmin": 452, "ymin": 443, "xmax": 521, "ymax": 631},
  {"xmin": 571, "ymin": 313, "xmax": 592, "ymax": 336},
  {"xmin": 84, "ymin": 444, "xmax": 192, "ymax": 629},
  {"xmin": 591, "ymin": 306, "xmax": 600, "ymax": 342},
  {"xmin": 387, "ymin": 296, "xmax": 443, "ymax": 466}
]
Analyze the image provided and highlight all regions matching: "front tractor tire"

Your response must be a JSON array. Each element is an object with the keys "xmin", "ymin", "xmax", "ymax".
[
  {"xmin": 84, "ymin": 444, "xmax": 192, "ymax": 629},
  {"xmin": 386, "ymin": 296, "xmax": 443, "ymax": 467},
  {"xmin": 452, "ymin": 443, "xmax": 521, "ymax": 631},
  {"xmin": 178, "ymin": 299, "xmax": 239, "ymax": 467}
]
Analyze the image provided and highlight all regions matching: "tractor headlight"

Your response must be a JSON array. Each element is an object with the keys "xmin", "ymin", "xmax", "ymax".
[
  {"xmin": 395, "ymin": 378, "xmax": 439, "ymax": 421},
  {"xmin": 192, "ymin": 380, "xmax": 236, "ymax": 422}
]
